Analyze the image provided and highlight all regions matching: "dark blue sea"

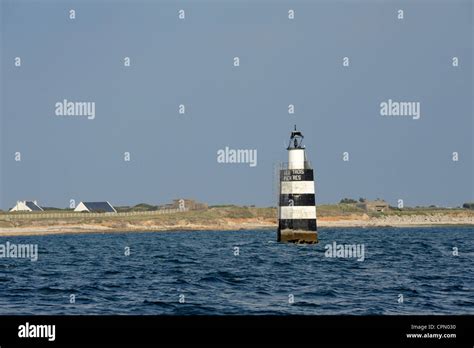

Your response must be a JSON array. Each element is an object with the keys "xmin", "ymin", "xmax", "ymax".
[{"xmin": 0, "ymin": 227, "xmax": 473, "ymax": 315}]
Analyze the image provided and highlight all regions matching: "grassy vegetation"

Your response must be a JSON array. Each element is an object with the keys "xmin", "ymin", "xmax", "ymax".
[
  {"xmin": 0, "ymin": 204, "xmax": 471, "ymax": 229},
  {"xmin": 115, "ymin": 203, "xmax": 159, "ymax": 212},
  {"xmin": 317, "ymin": 204, "xmax": 366, "ymax": 216},
  {"xmin": 0, "ymin": 206, "xmax": 276, "ymax": 228},
  {"xmin": 382, "ymin": 207, "xmax": 468, "ymax": 217}
]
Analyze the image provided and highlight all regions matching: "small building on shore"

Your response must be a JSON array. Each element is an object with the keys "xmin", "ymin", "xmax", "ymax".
[
  {"xmin": 158, "ymin": 199, "xmax": 208, "ymax": 211},
  {"xmin": 357, "ymin": 200, "xmax": 390, "ymax": 213},
  {"xmin": 9, "ymin": 200, "xmax": 44, "ymax": 212},
  {"xmin": 74, "ymin": 201, "xmax": 117, "ymax": 213}
]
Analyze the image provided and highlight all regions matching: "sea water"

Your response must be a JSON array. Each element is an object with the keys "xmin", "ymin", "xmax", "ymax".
[{"xmin": 0, "ymin": 227, "xmax": 472, "ymax": 315}]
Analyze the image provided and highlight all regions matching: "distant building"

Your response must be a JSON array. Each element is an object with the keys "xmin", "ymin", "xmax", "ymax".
[
  {"xmin": 357, "ymin": 200, "xmax": 390, "ymax": 213},
  {"xmin": 10, "ymin": 200, "xmax": 44, "ymax": 212},
  {"xmin": 158, "ymin": 199, "xmax": 208, "ymax": 211},
  {"xmin": 74, "ymin": 201, "xmax": 117, "ymax": 213}
]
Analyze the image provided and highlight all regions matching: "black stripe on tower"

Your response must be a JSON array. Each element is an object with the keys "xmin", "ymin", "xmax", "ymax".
[
  {"xmin": 278, "ymin": 219, "xmax": 317, "ymax": 231},
  {"xmin": 280, "ymin": 169, "xmax": 314, "ymax": 182},
  {"xmin": 279, "ymin": 194, "xmax": 315, "ymax": 206}
]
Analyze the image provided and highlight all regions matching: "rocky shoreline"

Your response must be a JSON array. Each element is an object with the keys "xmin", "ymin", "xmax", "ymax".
[{"xmin": 0, "ymin": 212, "xmax": 472, "ymax": 236}]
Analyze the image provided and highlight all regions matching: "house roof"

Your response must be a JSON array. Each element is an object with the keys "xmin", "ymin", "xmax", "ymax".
[
  {"xmin": 81, "ymin": 201, "xmax": 116, "ymax": 213},
  {"xmin": 24, "ymin": 201, "xmax": 43, "ymax": 211}
]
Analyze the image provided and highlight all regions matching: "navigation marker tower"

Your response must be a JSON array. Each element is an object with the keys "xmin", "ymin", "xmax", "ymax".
[{"xmin": 277, "ymin": 126, "xmax": 318, "ymax": 243}]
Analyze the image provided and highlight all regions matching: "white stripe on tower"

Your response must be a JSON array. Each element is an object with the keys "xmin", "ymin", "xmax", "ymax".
[
  {"xmin": 280, "ymin": 181, "xmax": 315, "ymax": 194},
  {"xmin": 279, "ymin": 206, "xmax": 317, "ymax": 219}
]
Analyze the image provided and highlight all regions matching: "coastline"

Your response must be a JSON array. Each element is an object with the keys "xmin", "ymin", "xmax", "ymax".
[{"xmin": 0, "ymin": 210, "xmax": 472, "ymax": 237}]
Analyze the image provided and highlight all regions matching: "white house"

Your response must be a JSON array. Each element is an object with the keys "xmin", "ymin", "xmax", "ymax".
[
  {"xmin": 74, "ymin": 201, "xmax": 117, "ymax": 213},
  {"xmin": 10, "ymin": 200, "xmax": 44, "ymax": 212}
]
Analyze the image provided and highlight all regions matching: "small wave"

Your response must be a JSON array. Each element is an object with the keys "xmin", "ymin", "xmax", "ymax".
[
  {"xmin": 142, "ymin": 299, "xmax": 176, "ymax": 309},
  {"xmin": 199, "ymin": 271, "xmax": 245, "ymax": 285},
  {"xmin": 291, "ymin": 301, "xmax": 320, "ymax": 309},
  {"xmin": 37, "ymin": 286, "xmax": 70, "ymax": 294}
]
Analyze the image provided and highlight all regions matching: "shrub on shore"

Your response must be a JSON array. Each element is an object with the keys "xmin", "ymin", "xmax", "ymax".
[{"xmin": 462, "ymin": 203, "xmax": 474, "ymax": 210}]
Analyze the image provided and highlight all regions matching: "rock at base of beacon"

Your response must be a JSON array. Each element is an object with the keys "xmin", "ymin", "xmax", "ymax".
[{"xmin": 278, "ymin": 229, "xmax": 318, "ymax": 244}]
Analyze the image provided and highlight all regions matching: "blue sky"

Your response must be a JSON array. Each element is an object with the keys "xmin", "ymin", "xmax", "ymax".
[{"xmin": 1, "ymin": 0, "xmax": 472, "ymax": 209}]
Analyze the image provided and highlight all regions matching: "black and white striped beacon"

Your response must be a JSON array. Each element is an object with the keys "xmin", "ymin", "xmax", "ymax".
[{"xmin": 277, "ymin": 126, "xmax": 318, "ymax": 243}]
